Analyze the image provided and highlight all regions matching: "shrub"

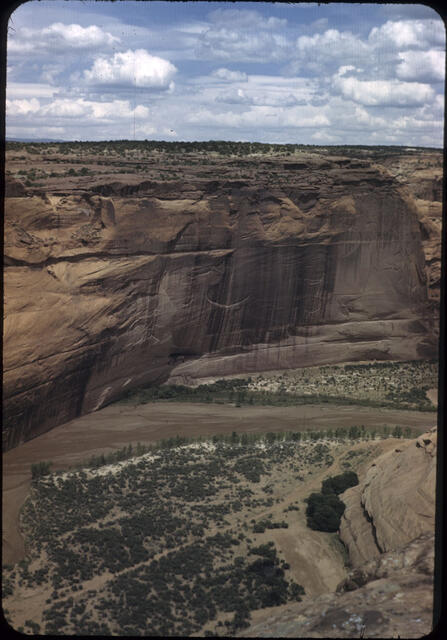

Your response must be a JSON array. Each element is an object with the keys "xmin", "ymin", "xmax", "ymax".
[
  {"xmin": 305, "ymin": 492, "xmax": 345, "ymax": 532},
  {"xmin": 31, "ymin": 461, "xmax": 52, "ymax": 479},
  {"xmin": 304, "ymin": 471, "xmax": 358, "ymax": 532},
  {"xmin": 321, "ymin": 471, "xmax": 359, "ymax": 495}
]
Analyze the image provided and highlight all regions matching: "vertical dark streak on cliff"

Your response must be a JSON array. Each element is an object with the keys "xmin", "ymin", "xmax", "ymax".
[
  {"xmin": 321, "ymin": 241, "xmax": 337, "ymax": 322},
  {"xmin": 361, "ymin": 502, "xmax": 384, "ymax": 554}
]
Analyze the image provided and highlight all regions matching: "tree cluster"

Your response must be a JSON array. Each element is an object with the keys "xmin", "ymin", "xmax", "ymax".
[{"xmin": 305, "ymin": 471, "xmax": 359, "ymax": 532}]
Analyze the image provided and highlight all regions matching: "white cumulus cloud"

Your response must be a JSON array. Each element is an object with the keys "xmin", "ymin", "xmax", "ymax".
[
  {"xmin": 84, "ymin": 49, "xmax": 177, "ymax": 89},
  {"xmin": 187, "ymin": 105, "xmax": 329, "ymax": 130},
  {"xmin": 354, "ymin": 106, "xmax": 387, "ymax": 128},
  {"xmin": 334, "ymin": 73, "xmax": 435, "ymax": 107},
  {"xmin": 337, "ymin": 65, "xmax": 357, "ymax": 77},
  {"xmin": 311, "ymin": 130, "xmax": 337, "ymax": 142},
  {"xmin": 212, "ymin": 68, "xmax": 248, "ymax": 82},
  {"xmin": 196, "ymin": 9, "xmax": 291, "ymax": 62},
  {"xmin": 43, "ymin": 22, "xmax": 120, "ymax": 48},
  {"xmin": 6, "ymin": 97, "xmax": 40, "ymax": 116},
  {"xmin": 8, "ymin": 22, "xmax": 120, "ymax": 54},
  {"xmin": 208, "ymin": 9, "xmax": 287, "ymax": 30},
  {"xmin": 215, "ymin": 88, "xmax": 304, "ymax": 108},
  {"xmin": 396, "ymin": 49, "xmax": 445, "ymax": 82},
  {"xmin": 295, "ymin": 29, "xmax": 371, "ymax": 69},
  {"xmin": 7, "ymin": 82, "xmax": 59, "ymax": 99},
  {"xmin": 40, "ymin": 99, "xmax": 88, "ymax": 118},
  {"xmin": 369, "ymin": 19, "xmax": 445, "ymax": 49},
  {"xmin": 392, "ymin": 114, "xmax": 444, "ymax": 132},
  {"xmin": 7, "ymin": 97, "xmax": 149, "ymax": 123},
  {"xmin": 198, "ymin": 29, "xmax": 290, "ymax": 62}
]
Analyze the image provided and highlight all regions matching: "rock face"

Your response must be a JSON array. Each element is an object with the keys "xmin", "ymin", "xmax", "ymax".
[
  {"xmin": 380, "ymin": 151, "xmax": 443, "ymax": 305},
  {"xmin": 339, "ymin": 428, "xmax": 437, "ymax": 566},
  {"xmin": 3, "ymin": 155, "xmax": 437, "ymax": 449}
]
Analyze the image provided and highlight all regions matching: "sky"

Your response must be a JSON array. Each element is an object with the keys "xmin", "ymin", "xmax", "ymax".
[{"xmin": 5, "ymin": 1, "xmax": 446, "ymax": 146}]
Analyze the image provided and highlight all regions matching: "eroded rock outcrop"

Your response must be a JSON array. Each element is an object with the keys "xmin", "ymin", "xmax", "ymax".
[
  {"xmin": 239, "ymin": 534, "xmax": 435, "ymax": 638},
  {"xmin": 3, "ymin": 156, "xmax": 437, "ymax": 448},
  {"xmin": 339, "ymin": 428, "xmax": 437, "ymax": 566}
]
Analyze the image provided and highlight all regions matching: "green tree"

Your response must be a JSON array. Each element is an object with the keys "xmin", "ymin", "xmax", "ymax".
[
  {"xmin": 31, "ymin": 461, "xmax": 52, "ymax": 479},
  {"xmin": 305, "ymin": 493, "xmax": 345, "ymax": 532},
  {"xmin": 348, "ymin": 425, "xmax": 361, "ymax": 440},
  {"xmin": 321, "ymin": 471, "xmax": 359, "ymax": 495}
]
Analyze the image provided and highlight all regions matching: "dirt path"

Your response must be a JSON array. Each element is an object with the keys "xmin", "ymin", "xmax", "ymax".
[{"xmin": 3, "ymin": 401, "xmax": 437, "ymax": 566}]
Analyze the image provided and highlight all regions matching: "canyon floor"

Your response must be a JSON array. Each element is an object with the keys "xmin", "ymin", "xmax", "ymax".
[
  {"xmin": 2, "ymin": 426, "xmax": 435, "ymax": 636},
  {"xmin": 2, "ymin": 364, "xmax": 438, "ymax": 636},
  {"xmin": 2, "ymin": 361, "xmax": 437, "ymax": 566}
]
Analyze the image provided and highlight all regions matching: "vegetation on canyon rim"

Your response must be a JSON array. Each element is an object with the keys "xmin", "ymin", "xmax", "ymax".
[
  {"xmin": 6, "ymin": 139, "xmax": 441, "ymax": 156},
  {"xmin": 5, "ymin": 430, "xmax": 391, "ymax": 636},
  {"xmin": 6, "ymin": 140, "xmax": 442, "ymax": 188}
]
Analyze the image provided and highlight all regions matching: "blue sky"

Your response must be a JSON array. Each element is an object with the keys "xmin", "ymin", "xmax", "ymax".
[{"xmin": 6, "ymin": 1, "xmax": 445, "ymax": 146}]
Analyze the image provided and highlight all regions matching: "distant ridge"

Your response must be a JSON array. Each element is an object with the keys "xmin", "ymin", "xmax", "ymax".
[
  {"xmin": 6, "ymin": 137, "xmax": 66, "ymax": 143},
  {"xmin": 5, "ymin": 138, "xmax": 442, "ymax": 151}
]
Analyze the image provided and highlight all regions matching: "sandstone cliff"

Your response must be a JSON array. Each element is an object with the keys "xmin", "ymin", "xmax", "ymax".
[
  {"xmin": 3, "ymin": 154, "xmax": 437, "ymax": 449},
  {"xmin": 339, "ymin": 428, "xmax": 437, "ymax": 566},
  {"xmin": 380, "ymin": 151, "xmax": 443, "ymax": 305}
]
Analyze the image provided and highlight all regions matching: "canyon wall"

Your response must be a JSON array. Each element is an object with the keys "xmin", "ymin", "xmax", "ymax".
[
  {"xmin": 380, "ymin": 151, "xmax": 443, "ymax": 305},
  {"xmin": 3, "ymin": 155, "xmax": 438, "ymax": 449}
]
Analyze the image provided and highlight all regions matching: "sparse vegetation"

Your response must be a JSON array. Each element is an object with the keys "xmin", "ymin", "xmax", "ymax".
[
  {"xmin": 6, "ymin": 140, "xmax": 442, "ymax": 157},
  {"xmin": 3, "ymin": 430, "xmax": 387, "ymax": 635},
  {"xmin": 6, "ymin": 141, "xmax": 442, "ymax": 195},
  {"xmin": 115, "ymin": 360, "xmax": 437, "ymax": 413}
]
